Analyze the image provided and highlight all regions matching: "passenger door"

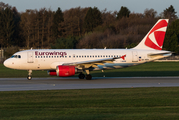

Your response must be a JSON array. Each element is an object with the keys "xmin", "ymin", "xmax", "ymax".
[
  {"xmin": 132, "ymin": 51, "xmax": 138, "ymax": 62},
  {"xmin": 27, "ymin": 51, "xmax": 34, "ymax": 63}
]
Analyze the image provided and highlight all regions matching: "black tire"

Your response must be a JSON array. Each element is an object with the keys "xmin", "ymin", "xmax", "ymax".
[
  {"xmin": 78, "ymin": 73, "xmax": 85, "ymax": 79},
  {"xmin": 85, "ymin": 74, "xmax": 92, "ymax": 80},
  {"xmin": 27, "ymin": 75, "xmax": 32, "ymax": 80}
]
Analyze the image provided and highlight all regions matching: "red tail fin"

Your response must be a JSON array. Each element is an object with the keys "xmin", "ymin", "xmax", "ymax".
[{"xmin": 133, "ymin": 19, "xmax": 169, "ymax": 50}]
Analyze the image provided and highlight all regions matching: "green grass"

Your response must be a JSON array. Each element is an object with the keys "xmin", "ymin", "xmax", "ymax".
[
  {"xmin": 1, "ymin": 88, "xmax": 179, "ymax": 120},
  {"xmin": 1, "ymin": 62, "xmax": 179, "ymax": 119},
  {"xmin": 1, "ymin": 62, "xmax": 179, "ymax": 78}
]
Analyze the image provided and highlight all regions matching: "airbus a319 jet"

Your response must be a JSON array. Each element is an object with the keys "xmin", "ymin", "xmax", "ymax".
[{"xmin": 3, "ymin": 19, "xmax": 172, "ymax": 80}]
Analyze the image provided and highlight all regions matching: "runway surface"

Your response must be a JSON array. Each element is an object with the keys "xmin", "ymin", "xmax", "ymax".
[{"xmin": 0, "ymin": 77, "xmax": 179, "ymax": 91}]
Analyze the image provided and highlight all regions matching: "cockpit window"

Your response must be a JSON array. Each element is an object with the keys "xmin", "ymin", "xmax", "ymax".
[
  {"xmin": 11, "ymin": 55, "xmax": 14, "ymax": 58},
  {"xmin": 11, "ymin": 55, "xmax": 21, "ymax": 58}
]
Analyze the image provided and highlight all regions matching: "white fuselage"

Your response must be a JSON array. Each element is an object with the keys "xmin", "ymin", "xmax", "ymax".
[{"xmin": 3, "ymin": 49, "xmax": 171, "ymax": 71}]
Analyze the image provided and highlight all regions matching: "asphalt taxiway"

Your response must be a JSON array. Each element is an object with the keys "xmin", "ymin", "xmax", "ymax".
[{"xmin": 0, "ymin": 77, "xmax": 179, "ymax": 91}]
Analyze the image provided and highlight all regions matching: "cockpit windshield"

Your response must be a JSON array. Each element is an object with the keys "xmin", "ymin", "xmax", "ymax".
[{"xmin": 11, "ymin": 55, "xmax": 21, "ymax": 58}]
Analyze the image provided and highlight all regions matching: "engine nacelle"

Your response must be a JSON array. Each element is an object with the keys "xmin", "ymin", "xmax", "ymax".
[
  {"xmin": 47, "ymin": 70, "xmax": 57, "ymax": 76},
  {"xmin": 56, "ymin": 65, "xmax": 76, "ymax": 77}
]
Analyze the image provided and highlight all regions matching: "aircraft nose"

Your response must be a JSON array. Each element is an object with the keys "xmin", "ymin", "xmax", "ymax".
[{"xmin": 3, "ymin": 59, "xmax": 11, "ymax": 68}]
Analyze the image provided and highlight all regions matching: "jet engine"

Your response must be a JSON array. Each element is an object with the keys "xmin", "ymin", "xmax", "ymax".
[
  {"xmin": 48, "ymin": 66, "xmax": 76, "ymax": 77},
  {"xmin": 56, "ymin": 65, "xmax": 76, "ymax": 77}
]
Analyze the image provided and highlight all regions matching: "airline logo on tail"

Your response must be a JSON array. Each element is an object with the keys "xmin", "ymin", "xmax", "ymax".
[
  {"xmin": 145, "ymin": 20, "xmax": 168, "ymax": 50},
  {"xmin": 134, "ymin": 19, "xmax": 169, "ymax": 50}
]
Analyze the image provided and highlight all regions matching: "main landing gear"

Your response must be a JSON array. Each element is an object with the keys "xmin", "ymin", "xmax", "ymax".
[
  {"xmin": 27, "ymin": 70, "xmax": 32, "ymax": 80},
  {"xmin": 85, "ymin": 74, "xmax": 92, "ymax": 80},
  {"xmin": 78, "ymin": 70, "xmax": 92, "ymax": 80},
  {"xmin": 78, "ymin": 73, "xmax": 85, "ymax": 79}
]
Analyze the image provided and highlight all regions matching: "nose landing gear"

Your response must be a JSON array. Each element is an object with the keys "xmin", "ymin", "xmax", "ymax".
[{"xmin": 27, "ymin": 70, "xmax": 32, "ymax": 80}]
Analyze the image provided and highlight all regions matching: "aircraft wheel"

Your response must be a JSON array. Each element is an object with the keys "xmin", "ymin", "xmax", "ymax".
[
  {"xmin": 27, "ymin": 75, "xmax": 32, "ymax": 80},
  {"xmin": 86, "ymin": 74, "xmax": 92, "ymax": 80},
  {"xmin": 78, "ymin": 73, "xmax": 85, "ymax": 79}
]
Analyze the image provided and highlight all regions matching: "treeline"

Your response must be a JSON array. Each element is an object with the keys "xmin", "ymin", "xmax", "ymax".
[{"xmin": 0, "ymin": 2, "xmax": 179, "ymax": 54}]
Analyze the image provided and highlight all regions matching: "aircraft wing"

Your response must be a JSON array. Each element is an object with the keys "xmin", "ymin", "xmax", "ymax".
[{"xmin": 63, "ymin": 57, "xmax": 121, "ymax": 68}]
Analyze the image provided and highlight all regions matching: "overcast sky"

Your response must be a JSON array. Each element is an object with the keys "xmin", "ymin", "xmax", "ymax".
[{"xmin": 2, "ymin": 0, "xmax": 179, "ymax": 15}]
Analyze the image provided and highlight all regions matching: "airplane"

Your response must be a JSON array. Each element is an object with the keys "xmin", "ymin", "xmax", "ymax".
[{"xmin": 3, "ymin": 19, "xmax": 172, "ymax": 80}]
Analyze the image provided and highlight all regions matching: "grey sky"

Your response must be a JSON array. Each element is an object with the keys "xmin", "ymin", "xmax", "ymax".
[{"xmin": 2, "ymin": 0, "xmax": 179, "ymax": 15}]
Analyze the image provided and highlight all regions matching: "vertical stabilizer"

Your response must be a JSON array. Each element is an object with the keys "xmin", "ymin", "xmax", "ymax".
[{"xmin": 133, "ymin": 19, "xmax": 169, "ymax": 50}]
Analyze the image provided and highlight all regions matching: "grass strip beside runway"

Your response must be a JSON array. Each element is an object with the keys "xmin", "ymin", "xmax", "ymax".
[
  {"xmin": 0, "ymin": 62, "xmax": 179, "ymax": 78},
  {"xmin": 0, "ymin": 87, "xmax": 179, "ymax": 120}
]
